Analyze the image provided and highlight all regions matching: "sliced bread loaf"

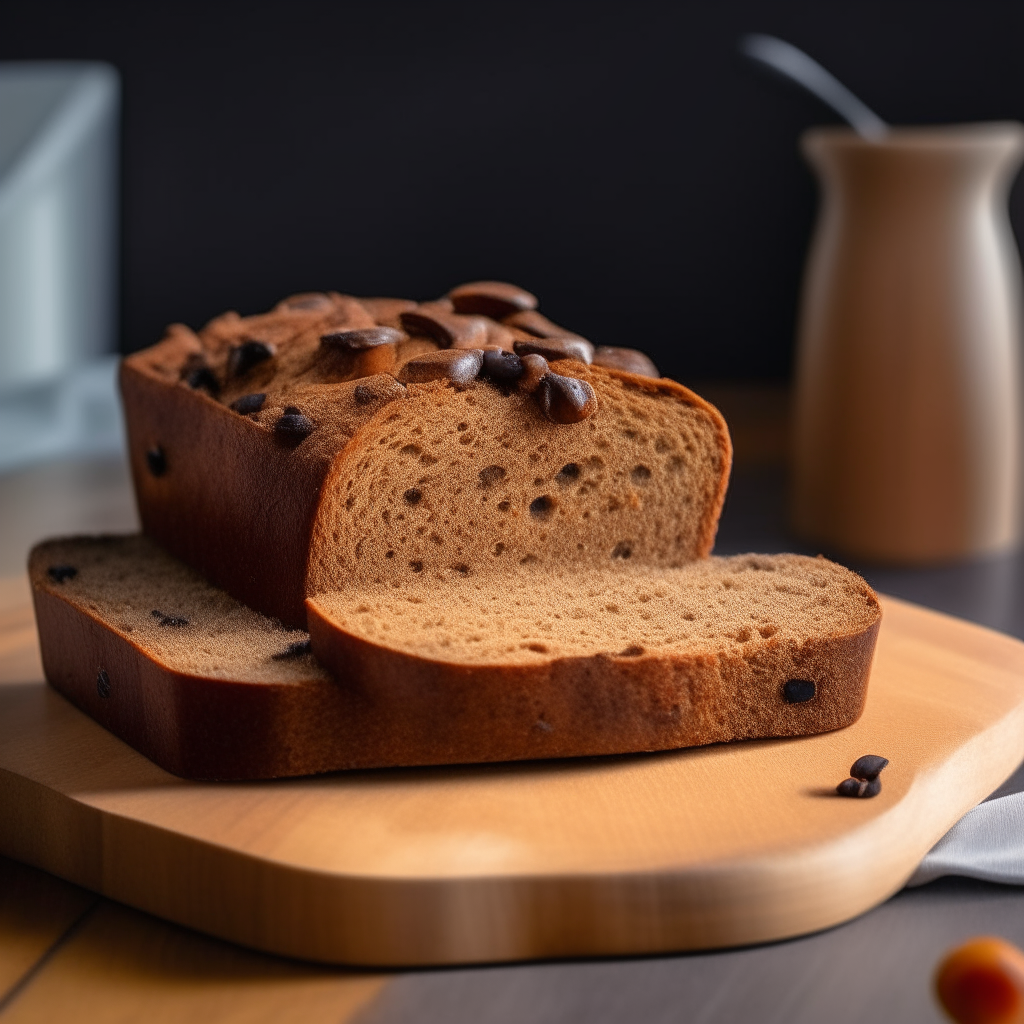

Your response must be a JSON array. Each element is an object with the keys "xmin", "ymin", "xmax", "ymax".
[
  {"xmin": 30, "ymin": 535, "xmax": 880, "ymax": 779},
  {"xmin": 36, "ymin": 281, "xmax": 881, "ymax": 779},
  {"xmin": 121, "ymin": 285, "xmax": 730, "ymax": 627}
]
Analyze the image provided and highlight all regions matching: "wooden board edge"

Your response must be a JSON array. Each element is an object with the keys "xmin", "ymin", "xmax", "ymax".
[{"xmin": 2, "ymin": 687, "xmax": 1022, "ymax": 968}]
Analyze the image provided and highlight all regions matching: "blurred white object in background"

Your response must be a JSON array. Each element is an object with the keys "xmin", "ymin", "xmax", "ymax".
[
  {"xmin": 0, "ymin": 355, "xmax": 124, "ymax": 475},
  {"xmin": 0, "ymin": 62, "xmax": 119, "ymax": 393}
]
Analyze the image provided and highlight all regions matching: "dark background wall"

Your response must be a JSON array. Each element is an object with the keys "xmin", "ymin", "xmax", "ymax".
[{"xmin": 5, "ymin": 0, "xmax": 1024, "ymax": 382}]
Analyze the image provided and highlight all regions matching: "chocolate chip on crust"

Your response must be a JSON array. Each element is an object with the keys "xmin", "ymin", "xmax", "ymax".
[
  {"xmin": 517, "ymin": 353, "xmax": 549, "ymax": 394},
  {"xmin": 536, "ymin": 372, "xmax": 598, "ymax": 423},
  {"xmin": 447, "ymin": 281, "xmax": 538, "ymax": 319},
  {"xmin": 227, "ymin": 340, "xmax": 275, "ymax": 378},
  {"xmin": 146, "ymin": 446, "xmax": 167, "ymax": 477},
  {"xmin": 400, "ymin": 306, "xmax": 489, "ymax": 349},
  {"xmin": 401, "ymin": 348, "xmax": 484, "ymax": 386},
  {"xmin": 480, "ymin": 349, "xmax": 524, "ymax": 385},
  {"xmin": 230, "ymin": 392, "xmax": 266, "ymax": 415},
  {"xmin": 182, "ymin": 358, "xmax": 221, "ymax": 396},
  {"xmin": 96, "ymin": 669, "xmax": 111, "ymax": 699},
  {"xmin": 271, "ymin": 638, "xmax": 312, "ymax": 660},
  {"xmin": 151, "ymin": 609, "xmax": 189, "ymax": 627},
  {"xmin": 592, "ymin": 345, "xmax": 659, "ymax": 378},
  {"xmin": 514, "ymin": 336, "xmax": 594, "ymax": 365},
  {"xmin": 275, "ymin": 407, "xmax": 315, "ymax": 444},
  {"xmin": 47, "ymin": 565, "xmax": 78, "ymax": 583},
  {"xmin": 320, "ymin": 326, "xmax": 405, "ymax": 350}
]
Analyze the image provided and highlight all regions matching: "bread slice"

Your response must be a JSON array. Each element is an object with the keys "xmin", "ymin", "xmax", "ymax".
[
  {"xmin": 121, "ymin": 291, "xmax": 730, "ymax": 628},
  {"xmin": 30, "ymin": 535, "xmax": 880, "ymax": 780},
  {"xmin": 30, "ymin": 535, "xmax": 336, "ymax": 780},
  {"xmin": 307, "ymin": 555, "xmax": 881, "ymax": 760}
]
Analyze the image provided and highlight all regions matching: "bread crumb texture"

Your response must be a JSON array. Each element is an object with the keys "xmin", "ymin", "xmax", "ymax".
[
  {"xmin": 30, "ymin": 536, "xmax": 328, "ymax": 684},
  {"xmin": 307, "ymin": 366, "xmax": 726, "ymax": 593},
  {"xmin": 314, "ymin": 554, "xmax": 879, "ymax": 666}
]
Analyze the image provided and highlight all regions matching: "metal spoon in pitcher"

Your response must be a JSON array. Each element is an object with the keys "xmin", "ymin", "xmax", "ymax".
[{"xmin": 739, "ymin": 33, "xmax": 888, "ymax": 141}]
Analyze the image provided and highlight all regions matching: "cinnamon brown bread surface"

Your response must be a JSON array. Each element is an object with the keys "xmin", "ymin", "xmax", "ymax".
[
  {"xmin": 121, "ymin": 283, "xmax": 729, "ymax": 626},
  {"xmin": 31, "ymin": 536, "xmax": 880, "ymax": 780}
]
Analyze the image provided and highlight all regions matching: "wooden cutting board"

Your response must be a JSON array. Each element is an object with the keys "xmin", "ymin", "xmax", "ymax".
[{"xmin": 2, "ymin": 574, "xmax": 1023, "ymax": 968}]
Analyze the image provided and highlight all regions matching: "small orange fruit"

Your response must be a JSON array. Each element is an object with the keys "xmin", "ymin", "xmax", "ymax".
[{"xmin": 935, "ymin": 937, "xmax": 1024, "ymax": 1024}]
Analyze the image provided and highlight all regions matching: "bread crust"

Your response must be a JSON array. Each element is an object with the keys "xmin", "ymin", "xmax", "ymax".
[
  {"xmin": 33, "ymin": 583, "xmax": 358, "ymax": 779},
  {"xmin": 121, "ymin": 357, "xmax": 331, "ymax": 626}
]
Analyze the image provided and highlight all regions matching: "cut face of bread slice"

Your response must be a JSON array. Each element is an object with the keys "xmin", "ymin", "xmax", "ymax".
[
  {"xmin": 307, "ymin": 554, "xmax": 881, "ymax": 760},
  {"xmin": 306, "ymin": 365, "xmax": 730, "ymax": 596},
  {"xmin": 30, "ymin": 536, "xmax": 880, "ymax": 780}
]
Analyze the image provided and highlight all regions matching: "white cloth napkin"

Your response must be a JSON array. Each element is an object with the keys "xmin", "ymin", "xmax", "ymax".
[{"xmin": 907, "ymin": 791, "xmax": 1024, "ymax": 887}]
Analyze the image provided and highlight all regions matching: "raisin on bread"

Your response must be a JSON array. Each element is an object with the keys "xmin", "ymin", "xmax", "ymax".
[
  {"xmin": 31, "ymin": 536, "xmax": 880, "ymax": 780},
  {"xmin": 121, "ymin": 285, "xmax": 729, "ymax": 627}
]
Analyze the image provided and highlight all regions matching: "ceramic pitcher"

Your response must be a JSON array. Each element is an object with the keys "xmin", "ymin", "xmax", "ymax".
[{"xmin": 791, "ymin": 123, "xmax": 1024, "ymax": 563}]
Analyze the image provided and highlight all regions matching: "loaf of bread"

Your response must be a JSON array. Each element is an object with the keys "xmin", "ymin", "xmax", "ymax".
[
  {"xmin": 121, "ymin": 283, "xmax": 729, "ymax": 626},
  {"xmin": 28, "ymin": 280, "xmax": 882, "ymax": 780},
  {"xmin": 31, "ymin": 535, "xmax": 880, "ymax": 780}
]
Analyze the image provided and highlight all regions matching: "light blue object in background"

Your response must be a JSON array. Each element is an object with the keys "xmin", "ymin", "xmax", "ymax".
[
  {"xmin": 0, "ymin": 355, "xmax": 124, "ymax": 475},
  {"xmin": 0, "ymin": 62, "xmax": 119, "ymax": 393}
]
